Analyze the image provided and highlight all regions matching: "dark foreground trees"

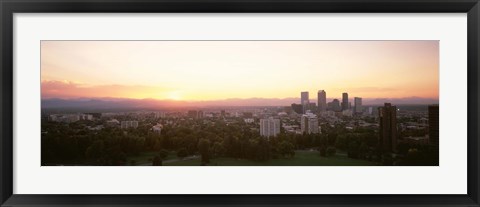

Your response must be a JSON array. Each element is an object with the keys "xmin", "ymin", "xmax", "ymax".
[
  {"xmin": 198, "ymin": 139, "xmax": 210, "ymax": 165},
  {"xmin": 41, "ymin": 119, "xmax": 344, "ymax": 165},
  {"xmin": 177, "ymin": 148, "xmax": 188, "ymax": 159},
  {"xmin": 152, "ymin": 149, "xmax": 169, "ymax": 166},
  {"xmin": 43, "ymin": 117, "xmax": 439, "ymax": 166}
]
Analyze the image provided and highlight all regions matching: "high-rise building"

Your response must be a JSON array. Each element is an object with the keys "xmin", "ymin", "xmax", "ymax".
[
  {"xmin": 317, "ymin": 90, "xmax": 327, "ymax": 112},
  {"xmin": 308, "ymin": 102, "xmax": 317, "ymax": 113},
  {"xmin": 354, "ymin": 97, "xmax": 363, "ymax": 114},
  {"xmin": 428, "ymin": 105, "xmax": 439, "ymax": 146},
  {"xmin": 378, "ymin": 103, "xmax": 397, "ymax": 152},
  {"xmin": 329, "ymin": 99, "xmax": 341, "ymax": 112},
  {"xmin": 291, "ymin": 103, "xmax": 303, "ymax": 114},
  {"xmin": 301, "ymin": 91, "xmax": 309, "ymax": 113},
  {"xmin": 260, "ymin": 117, "xmax": 281, "ymax": 138},
  {"xmin": 301, "ymin": 112, "xmax": 320, "ymax": 134},
  {"xmin": 342, "ymin": 92, "xmax": 349, "ymax": 111}
]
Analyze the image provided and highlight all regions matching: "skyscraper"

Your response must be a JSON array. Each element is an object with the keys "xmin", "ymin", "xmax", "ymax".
[
  {"xmin": 301, "ymin": 91, "xmax": 309, "ymax": 113},
  {"xmin": 378, "ymin": 103, "xmax": 397, "ymax": 152},
  {"xmin": 307, "ymin": 102, "xmax": 317, "ymax": 113},
  {"xmin": 317, "ymin": 90, "xmax": 327, "ymax": 112},
  {"xmin": 291, "ymin": 103, "xmax": 303, "ymax": 114},
  {"xmin": 342, "ymin": 92, "xmax": 349, "ymax": 111},
  {"xmin": 354, "ymin": 97, "xmax": 363, "ymax": 114},
  {"xmin": 301, "ymin": 112, "xmax": 320, "ymax": 134},
  {"xmin": 428, "ymin": 105, "xmax": 439, "ymax": 146},
  {"xmin": 259, "ymin": 117, "xmax": 281, "ymax": 138},
  {"xmin": 330, "ymin": 99, "xmax": 341, "ymax": 112}
]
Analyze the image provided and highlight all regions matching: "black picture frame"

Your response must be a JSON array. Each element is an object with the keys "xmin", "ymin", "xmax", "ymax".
[{"xmin": 1, "ymin": 0, "xmax": 479, "ymax": 206}]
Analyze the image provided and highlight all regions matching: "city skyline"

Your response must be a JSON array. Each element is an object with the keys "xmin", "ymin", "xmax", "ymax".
[
  {"xmin": 41, "ymin": 92, "xmax": 438, "ymax": 109},
  {"xmin": 41, "ymin": 41, "xmax": 439, "ymax": 102}
]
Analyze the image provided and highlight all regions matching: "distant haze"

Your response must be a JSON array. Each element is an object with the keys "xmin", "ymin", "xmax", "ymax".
[{"xmin": 41, "ymin": 97, "xmax": 439, "ymax": 110}]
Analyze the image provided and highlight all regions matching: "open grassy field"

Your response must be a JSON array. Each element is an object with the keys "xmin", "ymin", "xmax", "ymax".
[
  {"xmin": 127, "ymin": 151, "xmax": 177, "ymax": 165},
  {"xmin": 164, "ymin": 150, "xmax": 377, "ymax": 166}
]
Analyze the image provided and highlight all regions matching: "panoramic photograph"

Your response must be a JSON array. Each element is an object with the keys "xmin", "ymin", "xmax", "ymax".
[{"xmin": 41, "ymin": 41, "xmax": 439, "ymax": 166}]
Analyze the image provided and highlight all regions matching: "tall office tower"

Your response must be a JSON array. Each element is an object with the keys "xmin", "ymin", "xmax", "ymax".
[
  {"xmin": 301, "ymin": 112, "xmax": 320, "ymax": 134},
  {"xmin": 354, "ymin": 97, "xmax": 363, "ymax": 114},
  {"xmin": 308, "ymin": 102, "xmax": 317, "ymax": 113},
  {"xmin": 291, "ymin": 103, "xmax": 303, "ymax": 114},
  {"xmin": 378, "ymin": 103, "xmax": 398, "ymax": 152},
  {"xmin": 428, "ymin": 105, "xmax": 439, "ymax": 146},
  {"xmin": 331, "ymin": 99, "xmax": 341, "ymax": 112},
  {"xmin": 259, "ymin": 117, "xmax": 281, "ymax": 138},
  {"xmin": 317, "ymin": 90, "xmax": 327, "ymax": 112},
  {"xmin": 301, "ymin": 91, "xmax": 310, "ymax": 113},
  {"xmin": 341, "ymin": 92, "xmax": 349, "ymax": 111}
]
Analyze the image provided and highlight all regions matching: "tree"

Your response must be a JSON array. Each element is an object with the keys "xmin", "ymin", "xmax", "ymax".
[
  {"xmin": 212, "ymin": 142, "xmax": 225, "ymax": 158},
  {"xmin": 358, "ymin": 143, "xmax": 369, "ymax": 159},
  {"xmin": 153, "ymin": 139, "xmax": 162, "ymax": 151},
  {"xmin": 382, "ymin": 153, "xmax": 394, "ymax": 166},
  {"xmin": 158, "ymin": 149, "xmax": 169, "ymax": 159},
  {"xmin": 152, "ymin": 155, "xmax": 163, "ymax": 166},
  {"xmin": 177, "ymin": 148, "xmax": 188, "ymax": 159},
  {"xmin": 257, "ymin": 138, "xmax": 271, "ymax": 161},
  {"xmin": 318, "ymin": 145, "xmax": 327, "ymax": 157},
  {"xmin": 347, "ymin": 142, "xmax": 359, "ymax": 158},
  {"xmin": 326, "ymin": 146, "xmax": 336, "ymax": 157},
  {"xmin": 278, "ymin": 141, "xmax": 295, "ymax": 158},
  {"xmin": 85, "ymin": 140, "xmax": 105, "ymax": 163},
  {"xmin": 223, "ymin": 136, "xmax": 238, "ymax": 158},
  {"xmin": 396, "ymin": 147, "xmax": 438, "ymax": 166},
  {"xmin": 129, "ymin": 160, "xmax": 137, "ymax": 166},
  {"xmin": 104, "ymin": 146, "xmax": 126, "ymax": 165},
  {"xmin": 198, "ymin": 139, "xmax": 211, "ymax": 165},
  {"xmin": 152, "ymin": 149, "xmax": 169, "ymax": 166}
]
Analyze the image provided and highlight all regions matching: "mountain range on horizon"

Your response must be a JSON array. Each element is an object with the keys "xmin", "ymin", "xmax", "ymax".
[{"xmin": 41, "ymin": 96, "xmax": 439, "ymax": 110}]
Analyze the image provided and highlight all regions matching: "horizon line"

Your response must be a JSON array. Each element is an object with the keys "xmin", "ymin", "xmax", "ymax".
[{"xmin": 41, "ymin": 96, "xmax": 440, "ymax": 102}]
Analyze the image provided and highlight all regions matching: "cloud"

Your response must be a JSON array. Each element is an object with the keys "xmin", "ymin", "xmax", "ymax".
[{"xmin": 41, "ymin": 80, "xmax": 167, "ymax": 99}]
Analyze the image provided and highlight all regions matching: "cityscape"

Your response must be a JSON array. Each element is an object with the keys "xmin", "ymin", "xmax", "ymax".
[{"xmin": 41, "ymin": 41, "xmax": 439, "ymax": 166}]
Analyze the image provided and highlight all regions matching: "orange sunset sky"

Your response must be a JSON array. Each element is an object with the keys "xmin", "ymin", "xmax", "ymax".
[{"xmin": 41, "ymin": 41, "xmax": 439, "ymax": 101}]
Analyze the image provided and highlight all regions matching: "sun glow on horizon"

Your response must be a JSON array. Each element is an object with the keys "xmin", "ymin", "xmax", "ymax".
[
  {"xmin": 41, "ymin": 41, "xmax": 439, "ymax": 102},
  {"xmin": 166, "ymin": 91, "xmax": 183, "ymax": 101}
]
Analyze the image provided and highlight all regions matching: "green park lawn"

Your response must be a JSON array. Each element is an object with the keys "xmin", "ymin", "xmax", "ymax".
[
  {"xmin": 164, "ymin": 150, "xmax": 377, "ymax": 166},
  {"xmin": 127, "ymin": 151, "xmax": 177, "ymax": 166}
]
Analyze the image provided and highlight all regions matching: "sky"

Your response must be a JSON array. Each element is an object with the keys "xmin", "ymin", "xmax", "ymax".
[{"xmin": 41, "ymin": 41, "xmax": 439, "ymax": 102}]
